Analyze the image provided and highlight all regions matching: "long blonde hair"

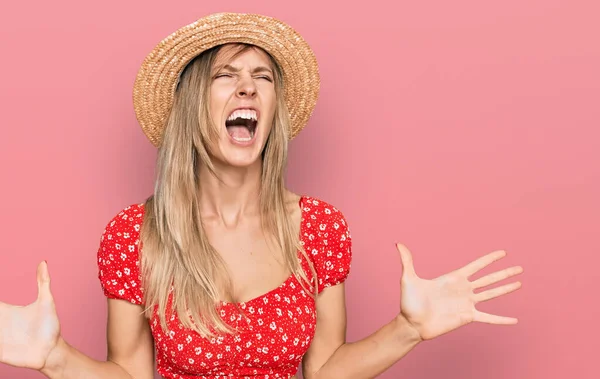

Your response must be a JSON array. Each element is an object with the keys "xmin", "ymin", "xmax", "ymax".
[{"xmin": 139, "ymin": 43, "xmax": 315, "ymax": 337}]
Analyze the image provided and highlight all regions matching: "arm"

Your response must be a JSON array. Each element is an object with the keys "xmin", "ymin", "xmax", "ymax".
[
  {"xmin": 40, "ymin": 299, "xmax": 155, "ymax": 379},
  {"xmin": 302, "ymin": 284, "xmax": 422, "ymax": 379},
  {"xmin": 303, "ymin": 244, "xmax": 524, "ymax": 379}
]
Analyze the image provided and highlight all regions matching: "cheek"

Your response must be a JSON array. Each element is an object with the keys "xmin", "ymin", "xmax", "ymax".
[{"xmin": 209, "ymin": 86, "xmax": 233, "ymax": 122}]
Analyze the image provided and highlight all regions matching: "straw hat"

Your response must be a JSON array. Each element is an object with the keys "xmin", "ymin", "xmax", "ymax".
[{"xmin": 132, "ymin": 12, "xmax": 320, "ymax": 147}]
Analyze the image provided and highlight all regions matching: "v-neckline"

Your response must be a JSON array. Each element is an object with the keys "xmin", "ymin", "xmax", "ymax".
[{"xmin": 219, "ymin": 194, "xmax": 306, "ymax": 306}]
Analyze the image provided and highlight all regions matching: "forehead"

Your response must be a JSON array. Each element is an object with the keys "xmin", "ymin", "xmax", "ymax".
[{"xmin": 212, "ymin": 44, "xmax": 274, "ymax": 69}]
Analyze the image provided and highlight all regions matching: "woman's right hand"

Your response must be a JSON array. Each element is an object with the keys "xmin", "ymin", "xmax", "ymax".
[{"xmin": 0, "ymin": 261, "xmax": 61, "ymax": 371}]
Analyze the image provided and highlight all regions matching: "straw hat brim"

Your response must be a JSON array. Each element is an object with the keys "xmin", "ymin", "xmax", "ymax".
[{"xmin": 132, "ymin": 12, "xmax": 320, "ymax": 147}]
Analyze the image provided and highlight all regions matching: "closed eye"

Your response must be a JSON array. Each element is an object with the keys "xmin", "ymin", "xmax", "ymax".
[{"xmin": 255, "ymin": 75, "xmax": 273, "ymax": 82}]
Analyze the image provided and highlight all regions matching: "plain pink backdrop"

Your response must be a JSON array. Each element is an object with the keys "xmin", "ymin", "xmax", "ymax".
[{"xmin": 0, "ymin": 0, "xmax": 598, "ymax": 378}]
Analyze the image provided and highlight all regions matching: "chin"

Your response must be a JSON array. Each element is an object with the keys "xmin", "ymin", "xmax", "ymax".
[{"xmin": 213, "ymin": 144, "xmax": 265, "ymax": 169}]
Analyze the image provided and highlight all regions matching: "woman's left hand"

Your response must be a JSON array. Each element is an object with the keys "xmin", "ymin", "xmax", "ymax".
[{"xmin": 395, "ymin": 243, "xmax": 523, "ymax": 341}]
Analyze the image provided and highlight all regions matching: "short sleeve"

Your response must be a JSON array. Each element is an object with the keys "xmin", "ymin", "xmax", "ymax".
[
  {"xmin": 307, "ymin": 199, "xmax": 352, "ymax": 293},
  {"xmin": 96, "ymin": 204, "xmax": 145, "ymax": 305}
]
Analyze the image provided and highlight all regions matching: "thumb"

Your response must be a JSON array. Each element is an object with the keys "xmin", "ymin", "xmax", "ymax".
[
  {"xmin": 396, "ymin": 243, "xmax": 418, "ymax": 278},
  {"xmin": 36, "ymin": 260, "xmax": 54, "ymax": 302}
]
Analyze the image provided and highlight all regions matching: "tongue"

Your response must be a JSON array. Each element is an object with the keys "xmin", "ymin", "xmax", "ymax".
[{"xmin": 227, "ymin": 126, "xmax": 251, "ymax": 139}]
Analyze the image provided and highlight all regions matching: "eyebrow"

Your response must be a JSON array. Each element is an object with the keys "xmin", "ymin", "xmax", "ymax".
[{"xmin": 221, "ymin": 64, "xmax": 273, "ymax": 75}]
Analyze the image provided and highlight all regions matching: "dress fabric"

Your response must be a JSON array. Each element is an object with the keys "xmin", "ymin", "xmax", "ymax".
[{"xmin": 97, "ymin": 195, "xmax": 352, "ymax": 379}]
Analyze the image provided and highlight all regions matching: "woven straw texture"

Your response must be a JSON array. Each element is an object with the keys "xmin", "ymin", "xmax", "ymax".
[{"xmin": 132, "ymin": 13, "xmax": 320, "ymax": 147}]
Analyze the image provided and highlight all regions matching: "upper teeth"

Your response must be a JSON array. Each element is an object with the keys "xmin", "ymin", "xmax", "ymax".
[{"xmin": 227, "ymin": 109, "xmax": 257, "ymax": 121}]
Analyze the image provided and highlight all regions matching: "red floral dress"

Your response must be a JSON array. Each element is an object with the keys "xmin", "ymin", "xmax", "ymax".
[{"xmin": 97, "ymin": 195, "xmax": 352, "ymax": 379}]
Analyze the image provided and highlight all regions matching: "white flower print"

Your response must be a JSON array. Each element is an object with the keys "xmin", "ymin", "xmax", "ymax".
[{"xmin": 95, "ymin": 198, "xmax": 352, "ymax": 377}]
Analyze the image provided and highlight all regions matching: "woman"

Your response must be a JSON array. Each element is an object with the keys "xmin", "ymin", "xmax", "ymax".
[{"xmin": 0, "ymin": 12, "xmax": 523, "ymax": 379}]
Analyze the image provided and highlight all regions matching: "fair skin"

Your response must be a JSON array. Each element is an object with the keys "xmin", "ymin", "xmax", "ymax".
[{"xmin": 0, "ymin": 47, "xmax": 523, "ymax": 379}]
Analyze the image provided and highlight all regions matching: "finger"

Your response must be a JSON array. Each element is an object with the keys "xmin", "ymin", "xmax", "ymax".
[
  {"xmin": 471, "ymin": 266, "xmax": 524, "ymax": 289},
  {"xmin": 396, "ymin": 243, "xmax": 417, "ymax": 278},
  {"xmin": 460, "ymin": 250, "xmax": 507, "ymax": 277},
  {"xmin": 474, "ymin": 281, "xmax": 522, "ymax": 303},
  {"xmin": 37, "ymin": 261, "xmax": 53, "ymax": 302},
  {"xmin": 474, "ymin": 310, "xmax": 518, "ymax": 325}
]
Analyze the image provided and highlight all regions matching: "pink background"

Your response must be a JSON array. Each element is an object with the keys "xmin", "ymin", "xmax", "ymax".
[{"xmin": 1, "ymin": 0, "xmax": 598, "ymax": 378}]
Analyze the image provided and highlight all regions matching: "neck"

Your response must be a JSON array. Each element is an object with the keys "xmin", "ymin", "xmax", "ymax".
[{"xmin": 197, "ymin": 157, "xmax": 263, "ymax": 225}]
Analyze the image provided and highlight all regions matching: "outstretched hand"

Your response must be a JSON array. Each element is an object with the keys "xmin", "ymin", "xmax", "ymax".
[
  {"xmin": 396, "ymin": 243, "xmax": 523, "ymax": 341},
  {"xmin": 0, "ymin": 261, "xmax": 61, "ymax": 370}
]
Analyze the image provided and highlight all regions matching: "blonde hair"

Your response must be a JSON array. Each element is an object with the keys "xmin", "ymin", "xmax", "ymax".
[{"xmin": 139, "ymin": 43, "xmax": 316, "ymax": 336}]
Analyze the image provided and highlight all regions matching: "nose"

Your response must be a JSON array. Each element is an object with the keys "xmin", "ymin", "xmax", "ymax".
[{"xmin": 236, "ymin": 76, "xmax": 257, "ymax": 98}]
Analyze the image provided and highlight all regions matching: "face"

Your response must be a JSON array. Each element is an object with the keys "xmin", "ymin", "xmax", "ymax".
[{"xmin": 207, "ymin": 46, "xmax": 277, "ymax": 168}]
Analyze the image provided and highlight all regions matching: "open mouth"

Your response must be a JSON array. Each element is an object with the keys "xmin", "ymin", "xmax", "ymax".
[{"xmin": 225, "ymin": 109, "xmax": 258, "ymax": 143}]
